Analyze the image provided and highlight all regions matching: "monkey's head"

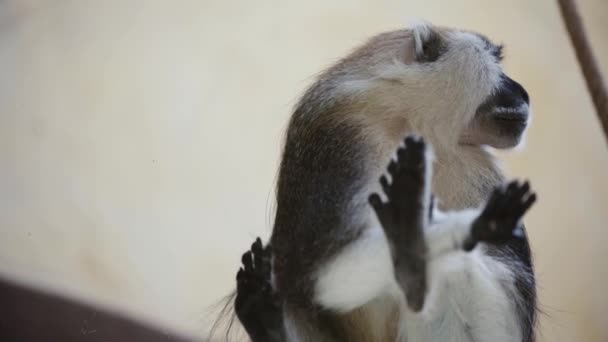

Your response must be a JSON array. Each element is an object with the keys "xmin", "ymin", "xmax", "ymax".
[{"xmin": 328, "ymin": 21, "xmax": 530, "ymax": 149}]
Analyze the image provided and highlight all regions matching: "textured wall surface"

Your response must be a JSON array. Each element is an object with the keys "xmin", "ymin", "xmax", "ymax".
[{"xmin": 0, "ymin": 0, "xmax": 606, "ymax": 340}]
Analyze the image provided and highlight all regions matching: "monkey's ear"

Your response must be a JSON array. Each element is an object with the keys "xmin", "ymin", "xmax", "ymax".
[{"xmin": 411, "ymin": 20, "xmax": 445, "ymax": 63}]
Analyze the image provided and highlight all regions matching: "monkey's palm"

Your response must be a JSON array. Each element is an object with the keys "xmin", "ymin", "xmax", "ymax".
[{"xmin": 465, "ymin": 181, "xmax": 536, "ymax": 251}]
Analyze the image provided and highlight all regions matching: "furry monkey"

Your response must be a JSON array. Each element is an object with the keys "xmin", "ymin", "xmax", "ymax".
[{"xmin": 225, "ymin": 21, "xmax": 537, "ymax": 342}]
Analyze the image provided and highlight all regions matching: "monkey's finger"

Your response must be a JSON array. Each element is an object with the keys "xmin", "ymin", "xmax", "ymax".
[
  {"xmin": 509, "ymin": 193, "xmax": 536, "ymax": 221},
  {"xmin": 236, "ymin": 268, "xmax": 245, "ymax": 281},
  {"xmin": 252, "ymin": 238, "xmax": 263, "ymax": 256},
  {"xmin": 518, "ymin": 192, "xmax": 537, "ymax": 215},
  {"xmin": 396, "ymin": 147, "xmax": 407, "ymax": 162},
  {"xmin": 252, "ymin": 237, "xmax": 266, "ymax": 271},
  {"xmin": 254, "ymin": 251, "xmax": 265, "ymax": 272},
  {"xmin": 369, "ymin": 194, "xmax": 389, "ymax": 221},
  {"xmin": 507, "ymin": 182, "xmax": 532, "ymax": 215},
  {"xmin": 251, "ymin": 239, "xmax": 271, "ymax": 278},
  {"xmin": 242, "ymin": 251, "xmax": 254, "ymax": 272},
  {"xmin": 499, "ymin": 181, "xmax": 520, "ymax": 214},
  {"xmin": 505, "ymin": 180, "xmax": 520, "ymax": 199},
  {"xmin": 404, "ymin": 135, "xmax": 421, "ymax": 147},
  {"xmin": 236, "ymin": 269, "xmax": 252, "ymax": 297},
  {"xmin": 380, "ymin": 175, "xmax": 391, "ymax": 196},
  {"xmin": 516, "ymin": 181, "xmax": 530, "ymax": 198},
  {"xmin": 387, "ymin": 160, "xmax": 399, "ymax": 175}
]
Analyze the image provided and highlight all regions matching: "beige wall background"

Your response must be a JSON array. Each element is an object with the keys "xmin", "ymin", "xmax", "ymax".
[{"xmin": 0, "ymin": 0, "xmax": 606, "ymax": 341}]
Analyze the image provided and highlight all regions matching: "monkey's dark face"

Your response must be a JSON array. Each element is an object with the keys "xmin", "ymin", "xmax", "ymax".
[{"xmin": 461, "ymin": 74, "xmax": 530, "ymax": 149}]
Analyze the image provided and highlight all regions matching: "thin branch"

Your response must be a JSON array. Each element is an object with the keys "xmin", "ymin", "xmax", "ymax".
[{"xmin": 557, "ymin": 0, "xmax": 608, "ymax": 143}]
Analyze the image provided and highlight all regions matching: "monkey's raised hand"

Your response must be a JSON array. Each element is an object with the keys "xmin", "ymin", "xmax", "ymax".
[
  {"xmin": 235, "ymin": 238, "xmax": 285, "ymax": 342},
  {"xmin": 463, "ymin": 181, "xmax": 537, "ymax": 251},
  {"xmin": 368, "ymin": 135, "xmax": 431, "ymax": 313}
]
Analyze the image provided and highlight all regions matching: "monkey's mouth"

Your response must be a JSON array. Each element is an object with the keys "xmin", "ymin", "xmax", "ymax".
[
  {"xmin": 494, "ymin": 111, "xmax": 528, "ymax": 123},
  {"xmin": 492, "ymin": 108, "xmax": 529, "ymax": 138},
  {"xmin": 491, "ymin": 103, "xmax": 529, "ymax": 121}
]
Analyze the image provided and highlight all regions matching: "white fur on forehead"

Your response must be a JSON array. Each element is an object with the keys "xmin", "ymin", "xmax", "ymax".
[
  {"xmin": 408, "ymin": 19, "xmax": 435, "ymax": 57},
  {"xmin": 447, "ymin": 30, "xmax": 504, "ymax": 89}
]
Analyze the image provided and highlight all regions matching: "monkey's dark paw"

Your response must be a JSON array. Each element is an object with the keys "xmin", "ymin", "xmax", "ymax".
[
  {"xmin": 368, "ymin": 135, "xmax": 430, "ymax": 312},
  {"xmin": 464, "ymin": 180, "xmax": 537, "ymax": 251},
  {"xmin": 235, "ymin": 238, "xmax": 284, "ymax": 341},
  {"xmin": 368, "ymin": 135, "xmax": 429, "ymax": 229}
]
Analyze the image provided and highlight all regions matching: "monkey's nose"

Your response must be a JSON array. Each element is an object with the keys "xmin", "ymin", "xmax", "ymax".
[{"xmin": 502, "ymin": 75, "xmax": 529, "ymax": 105}]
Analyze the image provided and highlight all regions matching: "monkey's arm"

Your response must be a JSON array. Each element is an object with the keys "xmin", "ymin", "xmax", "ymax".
[
  {"xmin": 235, "ymin": 238, "xmax": 286, "ymax": 342},
  {"xmin": 367, "ymin": 136, "xmax": 432, "ymax": 311}
]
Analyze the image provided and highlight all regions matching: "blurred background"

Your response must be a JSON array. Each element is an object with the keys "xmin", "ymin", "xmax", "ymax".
[{"xmin": 0, "ymin": 0, "xmax": 606, "ymax": 341}]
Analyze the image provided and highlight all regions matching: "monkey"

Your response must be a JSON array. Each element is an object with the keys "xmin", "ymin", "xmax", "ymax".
[{"xmin": 217, "ymin": 20, "xmax": 537, "ymax": 342}]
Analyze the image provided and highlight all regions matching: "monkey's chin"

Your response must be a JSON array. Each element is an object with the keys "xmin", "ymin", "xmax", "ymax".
[
  {"xmin": 497, "ymin": 121, "xmax": 527, "ymax": 137},
  {"xmin": 508, "ymin": 128, "xmax": 530, "ymax": 151},
  {"xmin": 489, "ymin": 130, "xmax": 527, "ymax": 150}
]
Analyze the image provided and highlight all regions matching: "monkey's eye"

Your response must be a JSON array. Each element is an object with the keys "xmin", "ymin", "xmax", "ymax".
[{"xmin": 492, "ymin": 44, "xmax": 504, "ymax": 62}]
